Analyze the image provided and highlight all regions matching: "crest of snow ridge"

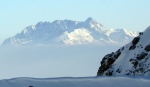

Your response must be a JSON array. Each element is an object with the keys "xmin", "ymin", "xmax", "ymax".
[{"xmin": 97, "ymin": 26, "xmax": 150, "ymax": 76}]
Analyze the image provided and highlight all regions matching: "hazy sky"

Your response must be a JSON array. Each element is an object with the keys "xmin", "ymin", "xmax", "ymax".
[
  {"xmin": 0, "ymin": 45, "xmax": 119, "ymax": 79},
  {"xmin": 1, "ymin": 0, "xmax": 150, "ymax": 44}
]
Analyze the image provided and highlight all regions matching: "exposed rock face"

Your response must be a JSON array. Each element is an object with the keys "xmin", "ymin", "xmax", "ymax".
[
  {"xmin": 97, "ymin": 49, "xmax": 121, "ymax": 76},
  {"xmin": 97, "ymin": 48, "xmax": 122, "ymax": 76},
  {"xmin": 145, "ymin": 44, "xmax": 150, "ymax": 52},
  {"xmin": 129, "ymin": 37, "xmax": 140, "ymax": 50},
  {"xmin": 97, "ymin": 26, "xmax": 150, "ymax": 76}
]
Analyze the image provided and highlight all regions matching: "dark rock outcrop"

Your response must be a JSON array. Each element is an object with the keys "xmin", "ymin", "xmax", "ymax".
[
  {"xmin": 129, "ymin": 37, "xmax": 140, "ymax": 50},
  {"xmin": 97, "ymin": 48, "xmax": 122, "ymax": 76},
  {"xmin": 145, "ymin": 44, "xmax": 150, "ymax": 52}
]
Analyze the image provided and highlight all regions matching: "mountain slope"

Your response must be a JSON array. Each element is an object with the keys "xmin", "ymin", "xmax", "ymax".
[
  {"xmin": 97, "ymin": 26, "xmax": 150, "ymax": 76},
  {"xmin": 2, "ymin": 18, "xmax": 137, "ymax": 46},
  {"xmin": 0, "ymin": 76, "xmax": 150, "ymax": 87}
]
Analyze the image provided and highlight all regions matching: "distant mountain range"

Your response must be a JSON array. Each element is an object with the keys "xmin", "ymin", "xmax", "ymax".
[
  {"xmin": 2, "ymin": 17, "xmax": 138, "ymax": 46},
  {"xmin": 97, "ymin": 26, "xmax": 150, "ymax": 76}
]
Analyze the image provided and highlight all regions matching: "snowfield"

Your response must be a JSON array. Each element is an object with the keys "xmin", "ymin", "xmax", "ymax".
[{"xmin": 1, "ymin": 76, "xmax": 150, "ymax": 87}]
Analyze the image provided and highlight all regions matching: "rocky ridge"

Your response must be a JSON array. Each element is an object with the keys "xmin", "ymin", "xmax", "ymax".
[{"xmin": 97, "ymin": 26, "xmax": 150, "ymax": 76}]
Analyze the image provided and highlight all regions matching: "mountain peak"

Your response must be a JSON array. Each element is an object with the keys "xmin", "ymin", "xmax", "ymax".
[
  {"xmin": 85, "ymin": 17, "xmax": 96, "ymax": 23},
  {"xmin": 86, "ymin": 17, "xmax": 94, "ymax": 20}
]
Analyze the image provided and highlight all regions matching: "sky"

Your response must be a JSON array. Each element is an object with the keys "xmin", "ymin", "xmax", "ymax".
[{"xmin": 1, "ymin": 0, "xmax": 150, "ymax": 44}]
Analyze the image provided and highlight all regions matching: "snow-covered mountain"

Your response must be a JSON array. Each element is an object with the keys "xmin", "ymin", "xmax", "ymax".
[
  {"xmin": 97, "ymin": 26, "xmax": 150, "ymax": 76},
  {"xmin": 2, "ymin": 18, "xmax": 137, "ymax": 46},
  {"xmin": 0, "ymin": 76, "xmax": 150, "ymax": 87}
]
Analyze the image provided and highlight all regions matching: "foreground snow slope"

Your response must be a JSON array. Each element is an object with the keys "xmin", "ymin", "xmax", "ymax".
[
  {"xmin": 0, "ymin": 76, "xmax": 150, "ymax": 87},
  {"xmin": 97, "ymin": 26, "xmax": 150, "ymax": 76}
]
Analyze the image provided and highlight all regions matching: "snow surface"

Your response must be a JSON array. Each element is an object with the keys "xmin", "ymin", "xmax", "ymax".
[
  {"xmin": 0, "ymin": 76, "xmax": 150, "ymax": 87},
  {"xmin": 59, "ymin": 28, "xmax": 94, "ymax": 45},
  {"xmin": 97, "ymin": 26, "xmax": 150, "ymax": 76}
]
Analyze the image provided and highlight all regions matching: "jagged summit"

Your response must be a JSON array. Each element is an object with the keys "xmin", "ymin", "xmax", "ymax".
[
  {"xmin": 97, "ymin": 26, "xmax": 150, "ymax": 76},
  {"xmin": 2, "ymin": 18, "xmax": 137, "ymax": 46},
  {"xmin": 85, "ymin": 17, "xmax": 96, "ymax": 23}
]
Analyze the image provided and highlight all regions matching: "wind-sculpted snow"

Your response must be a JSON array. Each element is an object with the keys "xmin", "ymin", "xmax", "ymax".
[
  {"xmin": 0, "ymin": 76, "xmax": 150, "ymax": 87},
  {"xmin": 2, "ymin": 18, "xmax": 137, "ymax": 46}
]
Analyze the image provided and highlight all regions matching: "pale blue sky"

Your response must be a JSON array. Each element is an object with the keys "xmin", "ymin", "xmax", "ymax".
[{"xmin": 1, "ymin": 0, "xmax": 150, "ymax": 44}]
